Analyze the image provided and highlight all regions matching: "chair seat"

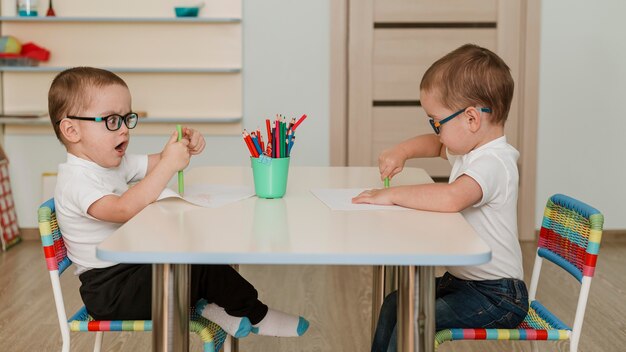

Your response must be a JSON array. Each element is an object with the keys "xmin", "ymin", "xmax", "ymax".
[
  {"xmin": 67, "ymin": 305, "xmax": 226, "ymax": 352},
  {"xmin": 435, "ymin": 300, "xmax": 571, "ymax": 348},
  {"xmin": 68, "ymin": 306, "xmax": 152, "ymax": 332}
]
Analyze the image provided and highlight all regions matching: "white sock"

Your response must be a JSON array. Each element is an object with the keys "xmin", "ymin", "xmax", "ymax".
[
  {"xmin": 251, "ymin": 308, "xmax": 309, "ymax": 337},
  {"xmin": 196, "ymin": 299, "xmax": 252, "ymax": 338}
]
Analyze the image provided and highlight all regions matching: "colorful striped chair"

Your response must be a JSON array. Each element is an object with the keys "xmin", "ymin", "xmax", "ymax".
[
  {"xmin": 38, "ymin": 198, "xmax": 227, "ymax": 352},
  {"xmin": 435, "ymin": 194, "xmax": 603, "ymax": 352}
]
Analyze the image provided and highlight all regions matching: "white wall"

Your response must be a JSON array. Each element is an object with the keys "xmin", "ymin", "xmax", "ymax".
[
  {"xmin": 7, "ymin": 0, "xmax": 330, "ymax": 228},
  {"xmin": 536, "ymin": 0, "xmax": 626, "ymax": 229}
]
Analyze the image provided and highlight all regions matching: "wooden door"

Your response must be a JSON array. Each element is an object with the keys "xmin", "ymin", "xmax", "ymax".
[{"xmin": 331, "ymin": 0, "xmax": 540, "ymax": 240}]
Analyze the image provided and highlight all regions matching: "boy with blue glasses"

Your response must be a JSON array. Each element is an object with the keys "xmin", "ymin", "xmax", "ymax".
[
  {"xmin": 353, "ymin": 44, "xmax": 528, "ymax": 351},
  {"xmin": 49, "ymin": 67, "xmax": 308, "ymax": 339}
]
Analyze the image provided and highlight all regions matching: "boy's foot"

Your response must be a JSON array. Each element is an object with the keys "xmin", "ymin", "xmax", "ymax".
[
  {"xmin": 251, "ymin": 308, "xmax": 309, "ymax": 337},
  {"xmin": 196, "ymin": 299, "xmax": 252, "ymax": 338}
]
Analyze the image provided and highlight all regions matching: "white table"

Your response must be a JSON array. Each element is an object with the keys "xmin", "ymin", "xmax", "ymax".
[{"xmin": 97, "ymin": 167, "xmax": 490, "ymax": 352}]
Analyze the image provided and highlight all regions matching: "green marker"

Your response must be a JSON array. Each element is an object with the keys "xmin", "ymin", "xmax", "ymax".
[
  {"xmin": 176, "ymin": 124, "xmax": 184, "ymax": 196},
  {"xmin": 384, "ymin": 177, "xmax": 390, "ymax": 188}
]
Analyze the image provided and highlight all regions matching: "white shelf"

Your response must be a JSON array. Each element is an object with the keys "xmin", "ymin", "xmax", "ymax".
[
  {"xmin": 0, "ymin": 67, "xmax": 241, "ymax": 73},
  {"xmin": 0, "ymin": 16, "xmax": 241, "ymax": 23},
  {"xmin": 0, "ymin": 0, "xmax": 243, "ymax": 134}
]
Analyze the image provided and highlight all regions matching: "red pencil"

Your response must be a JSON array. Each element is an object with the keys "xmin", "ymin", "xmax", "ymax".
[
  {"xmin": 243, "ymin": 130, "xmax": 259, "ymax": 157},
  {"xmin": 292, "ymin": 114, "xmax": 307, "ymax": 131},
  {"xmin": 265, "ymin": 119, "xmax": 272, "ymax": 145},
  {"xmin": 275, "ymin": 119, "xmax": 280, "ymax": 158}
]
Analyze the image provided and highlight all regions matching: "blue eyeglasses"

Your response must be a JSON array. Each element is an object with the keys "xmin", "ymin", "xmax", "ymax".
[
  {"xmin": 59, "ymin": 112, "xmax": 139, "ymax": 131},
  {"xmin": 428, "ymin": 107, "xmax": 491, "ymax": 135}
]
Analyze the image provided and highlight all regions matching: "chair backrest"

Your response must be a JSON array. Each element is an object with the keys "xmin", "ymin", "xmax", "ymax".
[
  {"xmin": 531, "ymin": 193, "xmax": 603, "ymax": 351},
  {"xmin": 38, "ymin": 197, "xmax": 75, "ymax": 350},
  {"xmin": 537, "ymin": 193, "xmax": 603, "ymax": 282},
  {"xmin": 38, "ymin": 198, "xmax": 72, "ymax": 275}
]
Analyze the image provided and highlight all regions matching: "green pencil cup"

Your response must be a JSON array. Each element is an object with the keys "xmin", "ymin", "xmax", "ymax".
[{"xmin": 250, "ymin": 157, "xmax": 290, "ymax": 199}]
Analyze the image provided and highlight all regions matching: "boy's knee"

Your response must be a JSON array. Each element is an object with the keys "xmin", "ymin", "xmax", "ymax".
[{"xmin": 380, "ymin": 291, "xmax": 398, "ymax": 318}]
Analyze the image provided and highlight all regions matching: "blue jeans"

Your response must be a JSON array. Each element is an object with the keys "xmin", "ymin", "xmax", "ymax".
[{"xmin": 371, "ymin": 272, "xmax": 529, "ymax": 352}]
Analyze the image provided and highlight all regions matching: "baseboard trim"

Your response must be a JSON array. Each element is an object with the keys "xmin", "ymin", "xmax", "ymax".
[{"xmin": 18, "ymin": 228, "xmax": 39, "ymax": 241}]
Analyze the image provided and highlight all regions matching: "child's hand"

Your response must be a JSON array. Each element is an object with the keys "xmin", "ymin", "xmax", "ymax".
[
  {"xmin": 183, "ymin": 127, "xmax": 206, "ymax": 155},
  {"xmin": 351, "ymin": 188, "xmax": 394, "ymax": 205},
  {"xmin": 378, "ymin": 147, "xmax": 408, "ymax": 181},
  {"xmin": 161, "ymin": 131, "xmax": 191, "ymax": 172}
]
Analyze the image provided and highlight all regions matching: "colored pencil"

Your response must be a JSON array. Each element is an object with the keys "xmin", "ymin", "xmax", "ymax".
[
  {"xmin": 266, "ymin": 119, "xmax": 272, "ymax": 145},
  {"xmin": 292, "ymin": 114, "xmax": 307, "ymax": 131},
  {"xmin": 176, "ymin": 124, "xmax": 184, "ymax": 196},
  {"xmin": 287, "ymin": 130, "xmax": 294, "ymax": 156},
  {"xmin": 242, "ymin": 131, "xmax": 257, "ymax": 157},
  {"xmin": 275, "ymin": 119, "xmax": 280, "ymax": 158},
  {"xmin": 250, "ymin": 132, "xmax": 263, "ymax": 156}
]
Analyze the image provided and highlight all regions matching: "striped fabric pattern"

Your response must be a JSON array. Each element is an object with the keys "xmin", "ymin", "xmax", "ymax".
[
  {"xmin": 435, "ymin": 301, "xmax": 571, "ymax": 347},
  {"xmin": 38, "ymin": 199, "xmax": 226, "ymax": 352},
  {"xmin": 434, "ymin": 194, "xmax": 603, "ymax": 350},
  {"xmin": 539, "ymin": 194, "xmax": 603, "ymax": 280}
]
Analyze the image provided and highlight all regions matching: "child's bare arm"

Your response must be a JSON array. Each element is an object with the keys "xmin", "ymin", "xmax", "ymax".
[
  {"xmin": 352, "ymin": 174, "xmax": 482, "ymax": 212},
  {"xmin": 88, "ymin": 131, "xmax": 190, "ymax": 223},
  {"xmin": 379, "ymin": 134, "xmax": 443, "ymax": 180}
]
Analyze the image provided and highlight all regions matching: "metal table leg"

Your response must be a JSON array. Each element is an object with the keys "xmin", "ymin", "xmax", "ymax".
[
  {"xmin": 372, "ymin": 266, "xmax": 399, "ymax": 339},
  {"xmin": 398, "ymin": 266, "xmax": 435, "ymax": 352},
  {"xmin": 418, "ymin": 266, "xmax": 435, "ymax": 352},
  {"xmin": 372, "ymin": 265, "xmax": 386, "ymax": 337},
  {"xmin": 153, "ymin": 264, "xmax": 190, "ymax": 352},
  {"xmin": 397, "ymin": 266, "xmax": 416, "ymax": 351}
]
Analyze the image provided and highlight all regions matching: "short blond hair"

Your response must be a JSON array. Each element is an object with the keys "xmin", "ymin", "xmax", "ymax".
[
  {"xmin": 420, "ymin": 44, "xmax": 514, "ymax": 125},
  {"xmin": 48, "ymin": 67, "xmax": 128, "ymax": 142}
]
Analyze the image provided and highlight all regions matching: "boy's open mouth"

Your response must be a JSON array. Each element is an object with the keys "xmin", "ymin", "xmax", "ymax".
[{"xmin": 115, "ymin": 141, "xmax": 127, "ymax": 154}]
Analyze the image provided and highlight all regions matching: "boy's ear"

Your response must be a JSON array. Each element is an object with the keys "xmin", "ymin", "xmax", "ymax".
[
  {"xmin": 59, "ymin": 119, "xmax": 81, "ymax": 143},
  {"xmin": 465, "ymin": 107, "xmax": 482, "ymax": 133}
]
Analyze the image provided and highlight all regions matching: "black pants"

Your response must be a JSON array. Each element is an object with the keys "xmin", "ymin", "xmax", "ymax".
[{"xmin": 79, "ymin": 264, "xmax": 268, "ymax": 324}]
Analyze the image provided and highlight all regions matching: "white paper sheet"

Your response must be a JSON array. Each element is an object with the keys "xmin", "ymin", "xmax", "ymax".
[
  {"xmin": 310, "ymin": 188, "xmax": 410, "ymax": 211},
  {"xmin": 158, "ymin": 184, "xmax": 255, "ymax": 208}
]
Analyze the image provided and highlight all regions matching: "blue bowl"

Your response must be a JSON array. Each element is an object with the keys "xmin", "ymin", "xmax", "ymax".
[{"xmin": 174, "ymin": 7, "xmax": 199, "ymax": 17}]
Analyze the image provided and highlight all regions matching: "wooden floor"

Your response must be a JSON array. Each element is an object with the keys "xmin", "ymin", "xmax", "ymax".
[{"xmin": 1, "ymin": 240, "xmax": 624, "ymax": 351}]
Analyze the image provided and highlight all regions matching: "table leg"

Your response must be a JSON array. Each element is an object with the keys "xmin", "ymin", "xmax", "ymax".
[
  {"xmin": 418, "ymin": 266, "xmax": 435, "ymax": 352},
  {"xmin": 398, "ymin": 266, "xmax": 435, "ymax": 352},
  {"xmin": 371, "ymin": 265, "xmax": 385, "ymax": 337},
  {"xmin": 152, "ymin": 264, "xmax": 190, "ymax": 352},
  {"xmin": 397, "ymin": 266, "xmax": 416, "ymax": 351},
  {"xmin": 372, "ymin": 266, "xmax": 399, "ymax": 339}
]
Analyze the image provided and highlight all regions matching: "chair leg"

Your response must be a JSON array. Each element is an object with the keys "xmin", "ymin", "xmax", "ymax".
[{"xmin": 93, "ymin": 332, "xmax": 103, "ymax": 352}]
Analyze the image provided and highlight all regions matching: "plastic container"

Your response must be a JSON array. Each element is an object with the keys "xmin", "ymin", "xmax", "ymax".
[
  {"xmin": 174, "ymin": 7, "xmax": 200, "ymax": 17},
  {"xmin": 17, "ymin": 0, "xmax": 39, "ymax": 17},
  {"xmin": 250, "ymin": 157, "xmax": 290, "ymax": 199}
]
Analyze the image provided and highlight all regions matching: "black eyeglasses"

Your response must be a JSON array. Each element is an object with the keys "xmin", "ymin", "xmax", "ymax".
[
  {"xmin": 59, "ymin": 112, "xmax": 139, "ymax": 131},
  {"xmin": 428, "ymin": 107, "xmax": 491, "ymax": 135}
]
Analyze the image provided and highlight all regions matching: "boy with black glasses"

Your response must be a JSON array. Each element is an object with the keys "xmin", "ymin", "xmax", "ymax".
[
  {"xmin": 49, "ymin": 67, "xmax": 308, "ymax": 339},
  {"xmin": 353, "ymin": 44, "xmax": 528, "ymax": 351}
]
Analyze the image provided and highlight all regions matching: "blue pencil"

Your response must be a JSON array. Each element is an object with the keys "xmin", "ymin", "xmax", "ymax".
[
  {"xmin": 287, "ymin": 134, "xmax": 295, "ymax": 156},
  {"xmin": 251, "ymin": 134, "xmax": 263, "ymax": 155}
]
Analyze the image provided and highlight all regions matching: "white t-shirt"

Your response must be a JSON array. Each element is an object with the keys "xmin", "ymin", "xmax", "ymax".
[
  {"xmin": 446, "ymin": 136, "xmax": 524, "ymax": 281},
  {"xmin": 55, "ymin": 153, "xmax": 148, "ymax": 274}
]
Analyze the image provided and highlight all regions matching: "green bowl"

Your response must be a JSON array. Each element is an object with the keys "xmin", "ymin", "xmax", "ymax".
[{"xmin": 174, "ymin": 7, "xmax": 199, "ymax": 17}]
